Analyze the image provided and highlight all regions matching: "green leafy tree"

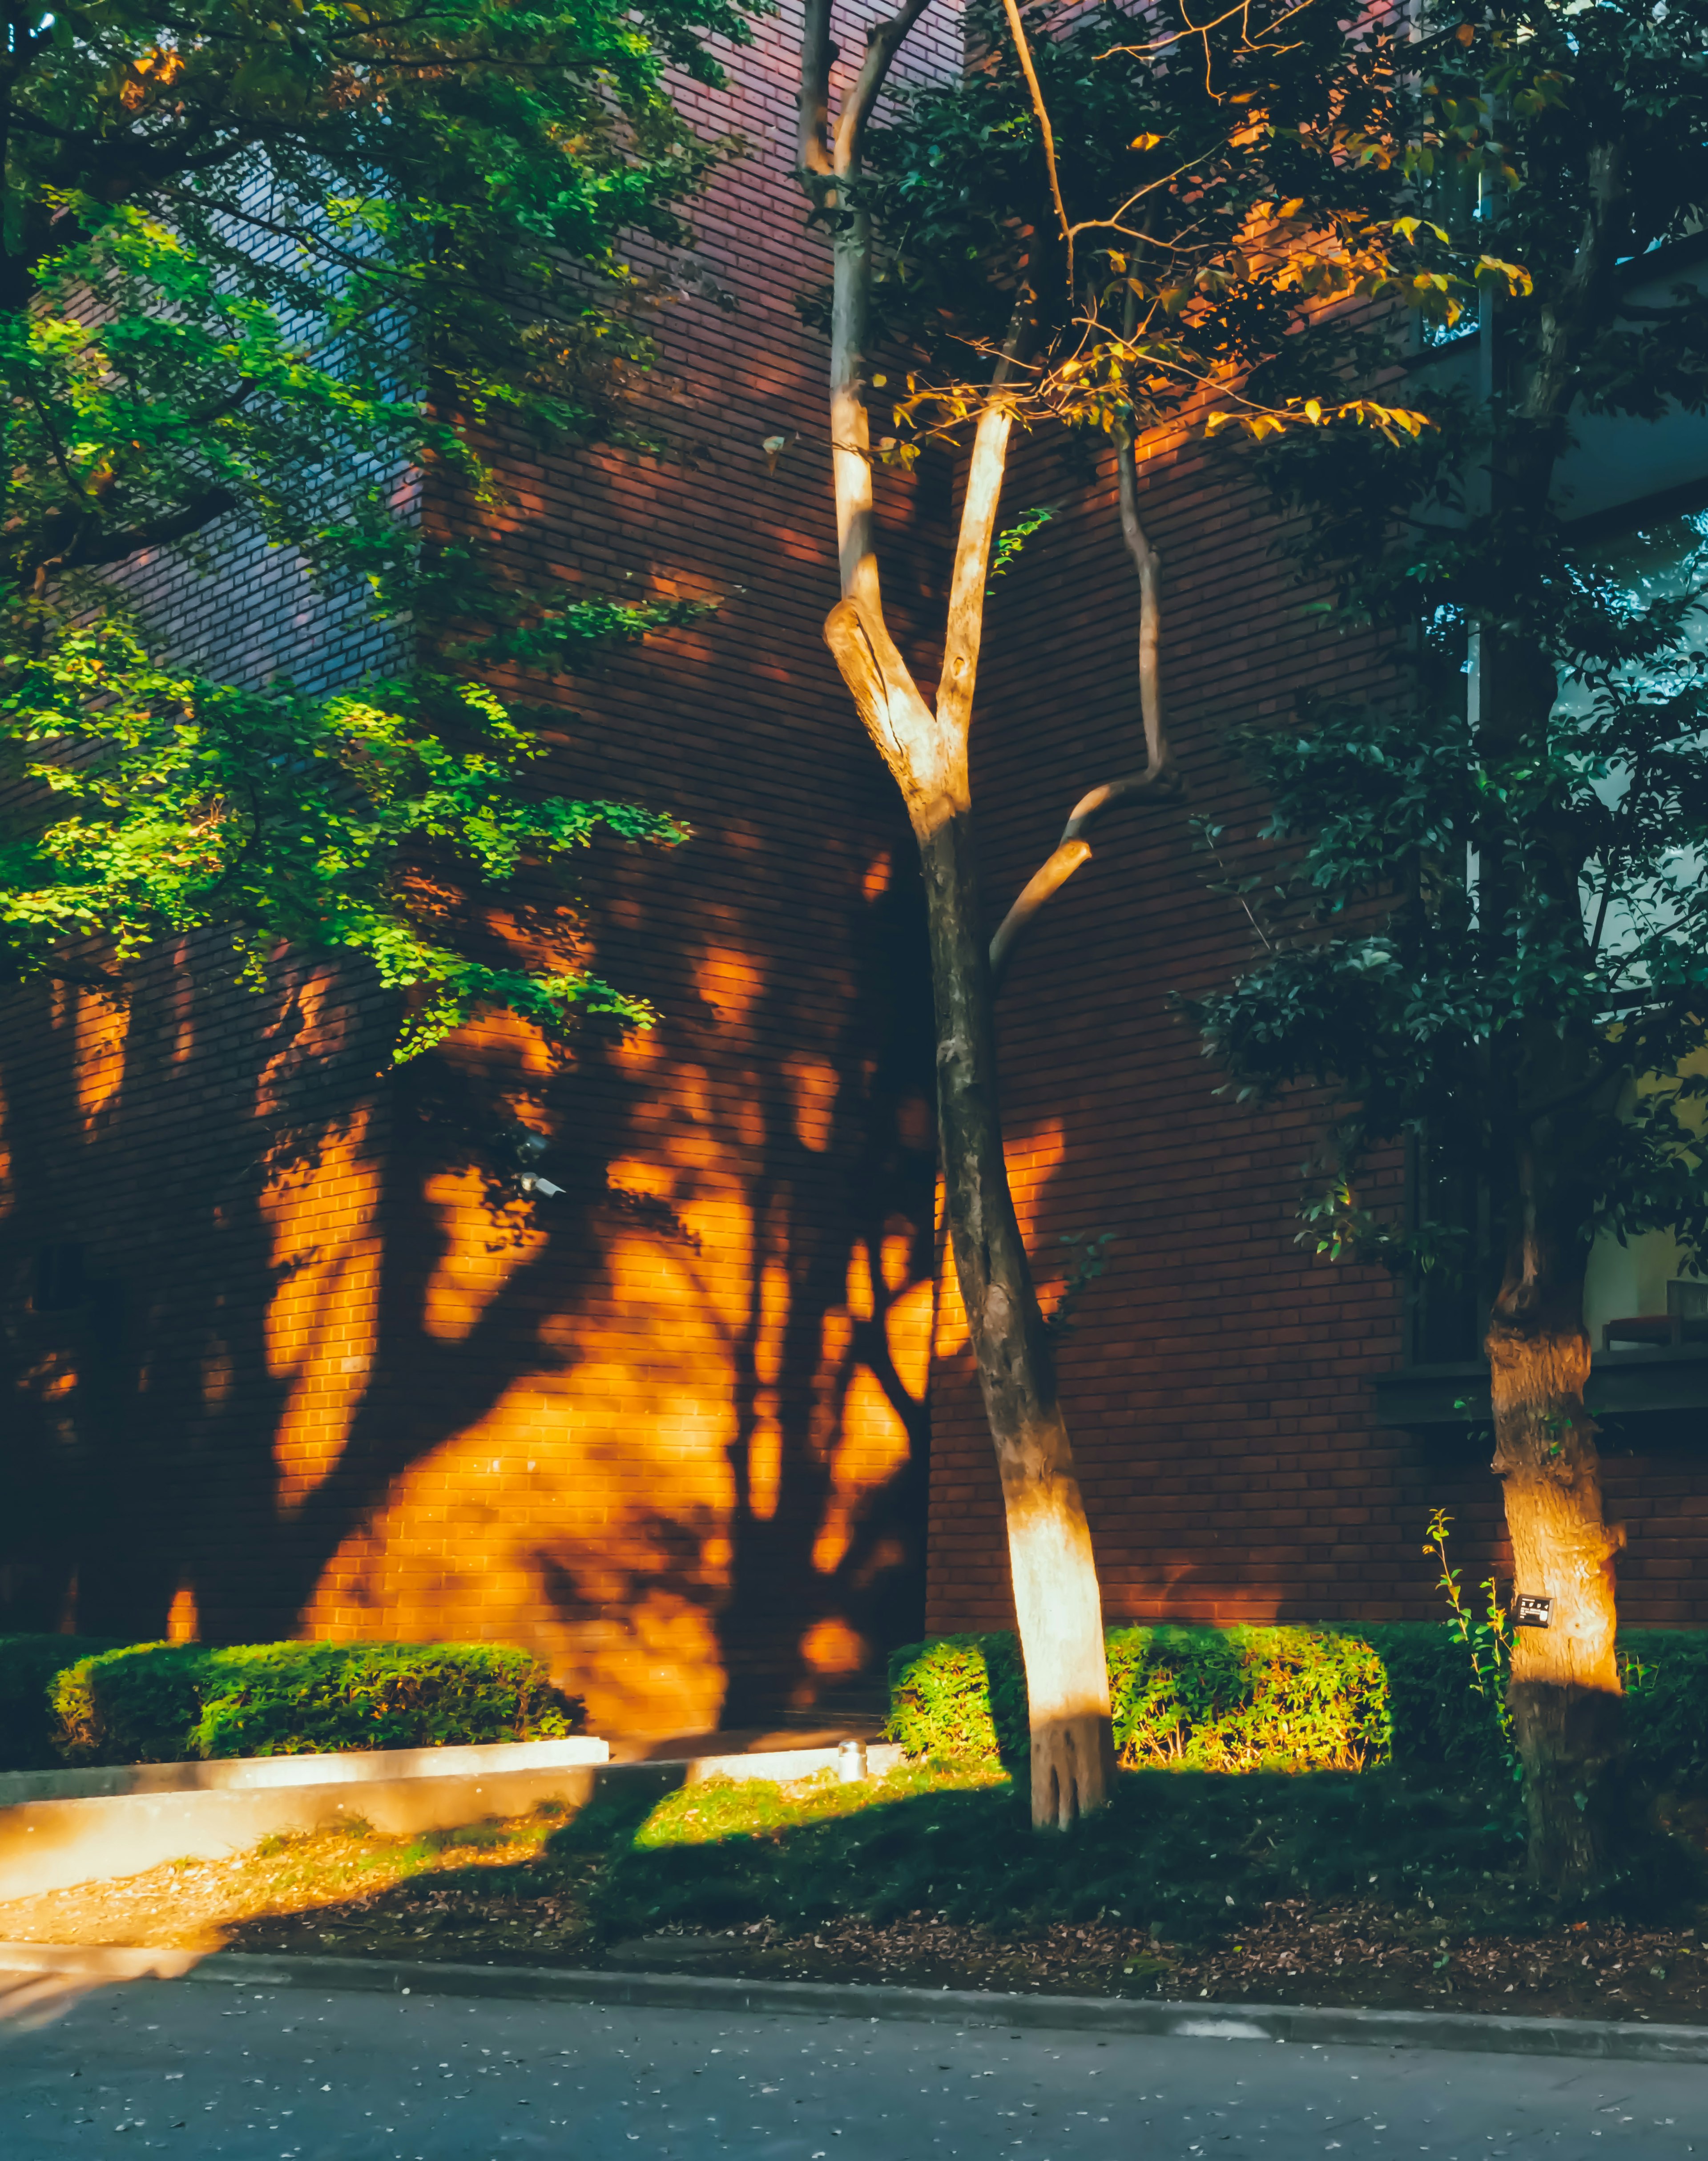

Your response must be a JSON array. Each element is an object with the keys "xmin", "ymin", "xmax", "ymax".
[
  {"xmin": 0, "ymin": 0, "xmax": 752, "ymax": 1045},
  {"xmin": 792, "ymin": 0, "xmax": 1495, "ymax": 1825},
  {"xmin": 1194, "ymin": 0, "xmax": 1708, "ymax": 1893}
]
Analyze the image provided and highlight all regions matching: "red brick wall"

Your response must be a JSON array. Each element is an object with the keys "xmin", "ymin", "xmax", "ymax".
[
  {"xmin": 0, "ymin": 1, "xmax": 966, "ymax": 1735},
  {"xmin": 6, "ymin": 0, "xmax": 1701, "ymax": 1742},
  {"xmin": 924, "ymin": 398, "xmax": 1708, "ymax": 1636}
]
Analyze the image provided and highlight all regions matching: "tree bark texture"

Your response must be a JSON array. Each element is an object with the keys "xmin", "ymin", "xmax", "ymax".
[
  {"xmin": 1473, "ymin": 133, "xmax": 1637, "ymax": 1895},
  {"xmin": 801, "ymin": 0, "xmax": 1112, "ymax": 1824},
  {"xmin": 1487, "ymin": 1220, "xmax": 1626, "ymax": 1895},
  {"xmin": 920, "ymin": 813, "xmax": 1114, "ymax": 1827}
]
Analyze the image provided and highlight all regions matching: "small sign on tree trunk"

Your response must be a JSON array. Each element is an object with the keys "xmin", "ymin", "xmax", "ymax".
[{"xmin": 1514, "ymin": 1594, "xmax": 1554, "ymax": 1629}]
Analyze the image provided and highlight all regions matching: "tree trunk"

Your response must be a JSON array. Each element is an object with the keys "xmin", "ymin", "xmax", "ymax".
[
  {"xmin": 919, "ymin": 811, "xmax": 1112, "ymax": 1827},
  {"xmin": 1470, "ymin": 132, "xmax": 1642, "ymax": 1899},
  {"xmin": 800, "ymin": 0, "xmax": 1112, "ymax": 1824},
  {"xmin": 1487, "ymin": 1252, "xmax": 1626, "ymax": 1896}
]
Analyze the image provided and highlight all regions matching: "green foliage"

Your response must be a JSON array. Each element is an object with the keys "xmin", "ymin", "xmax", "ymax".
[
  {"xmin": 581, "ymin": 1761, "xmax": 1530, "ymax": 1943},
  {"xmin": 1620, "ymin": 1633, "xmax": 1708, "ymax": 1789},
  {"xmin": 1043, "ymin": 1230, "xmax": 1117, "ymax": 1341},
  {"xmin": 0, "ymin": 0, "xmax": 754, "ymax": 1046},
  {"xmin": 889, "ymin": 1625, "xmax": 1390, "ymax": 1774},
  {"xmin": 46, "ymin": 1641, "xmax": 581, "ymax": 1766},
  {"xmin": 1345, "ymin": 1624, "xmax": 1511, "ymax": 1781},
  {"xmin": 885, "ymin": 1632, "xmax": 1030, "ymax": 1770},
  {"xmin": 0, "ymin": 1635, "xmax": 123, "ymax": 1770},
  {"xmin": 890, "ymin": 1622, "xmax": 1708, "ymax": 1795},
  {"xmin": 985, "ymin": 507, "xmax": 1055, "ymax": 595},
  {"xmin": 1107, "ymin": 1625, "xmax": 1391, "ymax": 1773},
  {"xmin": 1424, "ymin": 1510, "xmax": 1517, "ymax": 1755},
  {"xmin": 9, "ymin": 635, "xmax": 689, "ymax": 1053},
  {"xmin": 1192, "ymin": 0, "xmax": 1708, "ymax": 1282},
  {"xmin": 846, "ymin": 0, "xmax": 1502, "ymax": 461}
]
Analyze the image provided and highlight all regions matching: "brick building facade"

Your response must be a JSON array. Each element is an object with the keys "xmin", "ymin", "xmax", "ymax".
[{"xmin": 4, "ymin": 3, "xmax": 1706, "ymax": 1740}]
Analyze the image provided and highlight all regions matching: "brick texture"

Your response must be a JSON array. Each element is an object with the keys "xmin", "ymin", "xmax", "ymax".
[
  {"xmin": 923, "ymin": 387, "xmax": 1708, "ymax": 1637},
  {"xmin": 4, "ymin": 3, "xmax": 1702, "ymax": 1753},
  {"xmin": 0, "ymin": 1, "xmax": 963, "ymax": 1736}
]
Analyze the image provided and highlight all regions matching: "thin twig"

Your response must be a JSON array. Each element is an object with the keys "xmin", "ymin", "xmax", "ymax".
[{"xmin": 999, "ymin": 0, "xmax": 1073, "ymax": 290}]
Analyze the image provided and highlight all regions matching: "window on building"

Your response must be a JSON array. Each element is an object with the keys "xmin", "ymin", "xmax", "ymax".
[{"xmin": 1408, "ymin": 506, "xmax": 1708, "ymax": 1367}]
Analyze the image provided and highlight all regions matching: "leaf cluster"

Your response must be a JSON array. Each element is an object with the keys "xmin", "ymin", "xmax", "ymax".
[
  {"xmin": 0, "ymin": 0, "xmax": 754, "ymax": 1040},
  {"xmin": 44, "ymin": 1637, "xmax": 580, "ymax": 1764},
  {"xmin": 841, "ymin": 0, "xmax": 1518, "ymax": 456},
  {"xmin": 1, "ymin": 620, "xmax": 689, "ymax": 1054},
  {"xmin": 4, "ymin": 0, "xmax": 755, "ymax": 600},
  {"xmin": 1197, "ymin": 0, "xmax": 1708, "ymax": 1274}
]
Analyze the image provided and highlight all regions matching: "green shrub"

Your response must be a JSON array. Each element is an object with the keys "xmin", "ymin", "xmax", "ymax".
[
  {"xmin": 1108, "ymin": 1625, "xmax": 1391, "ymax": 1771},
  {"xmin": 889, "ymin": 1625, "xmax": 1390, "ymax": 1774},
  {"xmin": 1338, "ymin": 1623, "xmax": 1508, "ymax": 1778},
  {"xmin": 48, "ymin": 1641, "xmax": 584, "ymax": 1766},
  {"xmin": 0, "ymin": 1636, "xmax": 123, "ymax": 1770},
  {"xmin": 890, "ymin": 1622, "xmax": 1708, "ymax": 1790},
  {"xmin": 883, "ymin": 1632, "xmax": 1029, "ymax": 1770},
  {"xmin": 1621, "ymin": 1631, "xmax": 1708, "ymax": 1786}
]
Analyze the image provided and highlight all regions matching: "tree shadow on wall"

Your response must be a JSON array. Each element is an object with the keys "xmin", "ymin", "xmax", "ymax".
[
  {"xmin": 525, "ymin": 849, "xmax": 942, "ymax": 1723},
  {"xmin": 0, "ymin": 952, "xmax": 350, "ymax": 1634},
  {"xmin": 0, "ymin": 836, "xmax": 939, "ymax": 1724}
]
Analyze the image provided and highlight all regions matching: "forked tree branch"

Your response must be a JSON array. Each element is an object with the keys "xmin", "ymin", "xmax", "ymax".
[
  {"xmin": 797, "ymin": 0, "xmax": 835, "ymax": 177},
  {"xmin": 834, "ymin": 0, "xmax": 937, "ymax": 177},
  {"xmin": 800, "ymin": 0, "xmax": 936, "ymax": 183},
  {"xmin": 938, "ymin": 311, "xmax": 1028, "ymax": 742},
  {"xmin": 989, "ymin": 423, "xmax": 1181, "ymax": 989}
]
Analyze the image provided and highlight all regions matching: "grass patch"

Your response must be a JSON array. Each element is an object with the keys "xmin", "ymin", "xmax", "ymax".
[
  {"xmin": 6, "ymin": 1754, "xmax": 1701, "ymax": 2012},
  {"xmin": 0, "ymin": 1803, "xmax": 584, "ymax": 1958},
  {"xmin": 577, "ymin": 1761, "xmax": 1541, "ymax": 1945}
]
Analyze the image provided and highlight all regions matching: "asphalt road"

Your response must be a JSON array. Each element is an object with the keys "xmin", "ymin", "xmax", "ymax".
[{"xmin": 0, "ymin": 1969, "xmax": 1703, "ymax": 2159}]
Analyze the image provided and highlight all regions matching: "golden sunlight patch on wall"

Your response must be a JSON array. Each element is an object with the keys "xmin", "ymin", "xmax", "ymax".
[
  {"xmin": 298, "ymin": 1173, "xmax": 932, "ymax": 1733},
  {"xmin": 263, "ymin": 1106, "xmax": 381, "ymax": 1513},
  {"xmin": 300, "ymin": 1221, "xmax": 741, "ymax": 1737},
  {"xmin": 782, "ymin": 1052, "xmax": 839, "ymax": 1153},
  {"xmin": 810, "ymin": 1232, "xmax": 929, "ymax": 1581},
  {"xmin": 698, "ymin": 941, "xmax": 765, "ymax": 1028},
  {"xmin": 73, "ymin": 984, "xmax": 128, "ymax": 1126},
  {"xmin": 421, "ymin": 1165, "xmax": 549, "ymax": 1343}
]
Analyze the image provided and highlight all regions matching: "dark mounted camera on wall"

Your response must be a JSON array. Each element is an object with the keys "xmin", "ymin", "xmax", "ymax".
[{"xmin": 495, "ymin": 1121, "xmax": 563, "ymax": 1198}]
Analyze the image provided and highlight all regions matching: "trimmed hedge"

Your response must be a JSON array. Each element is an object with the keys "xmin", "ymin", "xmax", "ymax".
[
  {"xmin": 887, "ymin": 1623, "xmax": 1708, "ymax": 1787},
  {"xmin": 0, "ymin": 1637, "xmax": 123, "ymax": 1770},
  {"xmin": 887, "ymin": 1626, "xmax": 1389, "ymax": 1774},
  {"xmin": 0, "ymin": 1639, "xmax": 583, "ymax": 1767}
]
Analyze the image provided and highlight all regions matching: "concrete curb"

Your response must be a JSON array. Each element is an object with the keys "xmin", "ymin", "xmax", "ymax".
[
  {"xmin": 2, "ymin": 1941, "xmax": 1705, "ymax": 2064},
  {"xmin": 0, "ymin": 1735, "xmax": 612, "ymax": 1808},
  {"xmin": 0, "ymin": 1743, "xmax": 905, "ymax": 1902}
]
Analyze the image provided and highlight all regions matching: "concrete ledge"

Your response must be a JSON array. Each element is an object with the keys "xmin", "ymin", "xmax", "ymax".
[
  {"xmin": 0, "ymin": 1734, "xmax": 610, "ymax": 1808},
  {"xmin": 0, "ymin": 1943, "xmax": 1703, "ymax": 2065},
  {"xmin": 0, "ymin": 1742, "xmax": 903, "ymax": 1901}
]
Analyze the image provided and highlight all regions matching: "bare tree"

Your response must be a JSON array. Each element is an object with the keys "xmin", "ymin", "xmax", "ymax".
[
  {"xmin": 794, "ymin": 0, "xmax": 1442, "ymax": 1826},
  {"xmin": 796, "ymin": 0, "xmax": 1187, "ymax": 1827}
]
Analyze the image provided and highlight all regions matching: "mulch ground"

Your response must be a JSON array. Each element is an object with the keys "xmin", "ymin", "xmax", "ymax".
[
  {"xmin": 595, "ymin": 1904, "xmax": 1706, "ymax": 2024},
  {"xmin": 2, "ymin": 1826, "xmax": 1704, "ymax": 2025}
]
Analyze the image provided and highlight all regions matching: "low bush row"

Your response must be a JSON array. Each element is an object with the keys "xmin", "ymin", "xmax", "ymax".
[
  {"xmin": 886, "ymin": 1623, "xmax": 1708, "ymax": 1787},
  {"xmin": 0, "ymin": 1637, "xmax": 584, "ymax": 1770}
]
